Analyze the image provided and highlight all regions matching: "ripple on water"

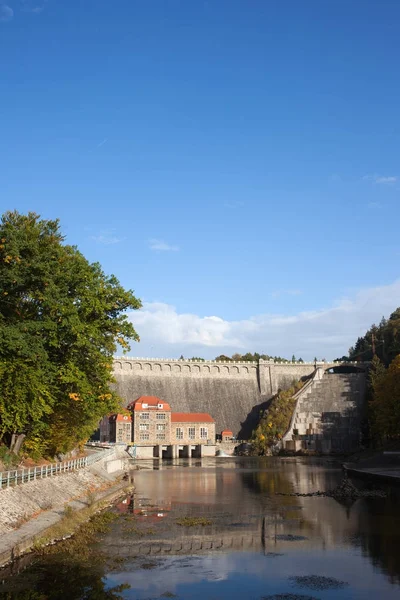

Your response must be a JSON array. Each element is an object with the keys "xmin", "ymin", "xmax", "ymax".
[
  {"xmin": 262, "ymin": 595, "xmax": 320, "ymax": 600},
  {"xmin": 289, "ymin": 575, "xmax": 349, "ymax": 590}
]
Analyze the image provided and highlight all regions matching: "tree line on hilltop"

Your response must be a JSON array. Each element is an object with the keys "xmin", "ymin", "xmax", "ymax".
[{"xmin": 181, "ymin": 353, "xmax": 305, "ymax": 363}]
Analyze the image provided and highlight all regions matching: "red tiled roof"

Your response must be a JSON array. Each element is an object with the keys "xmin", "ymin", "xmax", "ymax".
[
  {"xmin": 221, "ymin": 430, "xmax": 233, "ymax": 435},
  {"xmin": 171, "ymin": 412, "xmax": 214, "ymax": 423},
  {"xmin": 109, "ymin": 413, "xmax": 132, "ymax": 423},
  {"xmin": 127, "ymin": 396, "xmax": 171, "ymax": 411}
]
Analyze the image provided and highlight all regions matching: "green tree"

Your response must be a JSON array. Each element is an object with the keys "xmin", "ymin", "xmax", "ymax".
[
  {"xmin": 370, "ymin": 355, "xmax": 400, "ymax": 443},
  {"xmin": 0, "ymin": 211, "xmax": 141, "ymax": 456}
]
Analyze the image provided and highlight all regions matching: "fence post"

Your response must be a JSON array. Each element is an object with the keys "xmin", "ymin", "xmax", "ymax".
[
  {"xmin": 7, "ymin": 471, "xmax": 10, "ymax": 488},
  {"xmin": 21, "ymin": 468, "xmax": 25, "ymax": 484},
  {"xmin": 41, "ymin": 465, "xmax": 44, "ymax": 480},
  {"xmin": 34, "ymin": 466, "xmax": 37, "ymax": 481},
  {"xmin": 28, "ymin": 467, "xmax": 31, "ymax": 483}
]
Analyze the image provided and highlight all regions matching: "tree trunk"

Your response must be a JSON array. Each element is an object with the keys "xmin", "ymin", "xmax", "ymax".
[{"xmin": 10, "ymin": 433, "xmax": 26, "ymax": 455}]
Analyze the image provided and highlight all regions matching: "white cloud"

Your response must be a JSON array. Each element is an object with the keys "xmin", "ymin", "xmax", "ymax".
[
  {"xmin": 127, "ymin": 280, "xmax": 400, "ymax": 360},
  {"xmin": 148, "ymin": 238, "xmax": 179, "ymax": 252},
  {"xmin": 21, "ymin": 1, "xmax": 47, "ymax": 13},
  {"xmin": 0, "ymin": 4, "xmax": 13, "ymax": 21},
  {"xmin": 270, "ymin": 289, "xmax": 303, "ymax": 298},
  {"xmin": 224, "ymin": 201, "xmax": 244, "ymax": 208},
  {"xmin": 90, "ymin": 230, "xmax": 124, "ymax": 245},
  {"xmin": 363, "ymin": 174, "xmax": 397, "ymax": 185}
]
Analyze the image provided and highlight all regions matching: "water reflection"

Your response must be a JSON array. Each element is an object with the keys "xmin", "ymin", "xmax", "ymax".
[
  {"xmin": 1, "ymin": 458, "xmax": 400, "ymax": 599},
  {"xmin": 0, "ymin": 556, "xmax": 130, "ymax": 599}
]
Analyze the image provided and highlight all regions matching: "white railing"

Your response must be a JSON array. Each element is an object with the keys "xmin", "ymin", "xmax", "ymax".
[{"xmin": 0, "ymin": 447, "xmax": 115, "ymax": 490}]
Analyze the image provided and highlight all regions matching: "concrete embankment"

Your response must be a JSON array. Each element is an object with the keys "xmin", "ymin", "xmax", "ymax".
[
  {"xmin": 344, "ymin": 452, "xmax": 400, "ymax": 484},
  {"xmin": 0, "ymin": 448, "xmax": 132, "ymax": 568}
]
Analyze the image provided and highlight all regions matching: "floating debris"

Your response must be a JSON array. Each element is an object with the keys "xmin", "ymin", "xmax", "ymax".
[
  {"xmin": 275, "ymin": 477, "xmax": 386, "ymax": 499},
  {"xmin": 175, "ymin": 516, "xmax": 212, "ymax": 527},
  {"xmin": 290, "ymin": 574, "xmax": 348, "ymax": 590},
  {"xmin": 275, "ymin": 534, "xmax": 308, "ymax": 542},
  {"xmin": 262, "ymin": 594, "xmax": 320, "ymax": 600}
]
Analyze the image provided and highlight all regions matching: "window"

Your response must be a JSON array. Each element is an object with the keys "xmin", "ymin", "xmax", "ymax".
[
  {"xmin": 140, "ymin": 412, "xmax": 150, "ymax": 420},
  {"xmin": 140, "ymin": 433, "xmax": 149, "ymax": 441},
  {"xmin": 200, "ymin": 427, "xmax": 208, "ymax": 439},
  {"xmin": 139, "ymin": 423, "xmax": 149, "ymax": 431},
  {"xmin": 157, "ymin": 403, "xmax": 163, "ymax": 409},
  {"xmin": 188, "ymin": 427, "xmax": 195, "ymax": 440},
  {"xmin": 176, "ymin": 428, "xmax": 183, "ymax": 440},
  {"xmin": 157, "ymin": 424, "xmax": 165, "ymax": 431},
  {"xmin": 156, "ymin": 413, "xmax": 166, "ymax": 420},
  {"xmin": 156, "ymin": 433, "xmax": 165, "ymax": 440}
]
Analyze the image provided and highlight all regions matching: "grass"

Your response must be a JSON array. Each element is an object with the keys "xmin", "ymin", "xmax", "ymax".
[
  {"xmin": 0, "ymin": 445, "xmax": 20, "ymax": 469},
  {"xmin": 175, "ymin": 516, "xmax": 212, "ymax": 527},
  {"xmin": 33, "ymin": 509, "xmax": 119, "ymax": 560}
]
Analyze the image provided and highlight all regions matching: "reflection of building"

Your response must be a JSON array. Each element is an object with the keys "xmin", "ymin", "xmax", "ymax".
[
  {"xmin": 109, "ymin": 413, "xmax": 132, "ymax": 444},
  {"xmin": 127, "ymin": 396, "xmax": 216, "ymax": 458}
]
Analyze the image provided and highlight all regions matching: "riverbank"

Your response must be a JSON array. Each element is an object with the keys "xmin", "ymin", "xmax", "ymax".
[
  {"xmin": 344, "ymin": 451, "xmax": 400, "ymax": 484},
  {"xmin": 0, "ymin": 448, "xmax": 132, "ymax": 568}
]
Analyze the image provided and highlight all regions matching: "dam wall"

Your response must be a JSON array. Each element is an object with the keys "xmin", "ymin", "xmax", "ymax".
[{"xmin": 113, "ymin": 358, "xmax": 364, "ymax": 438}]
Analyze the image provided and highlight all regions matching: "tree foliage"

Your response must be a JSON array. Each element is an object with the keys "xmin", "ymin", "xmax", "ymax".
[
  {"xmin": 369, "ymin": 355, "xmax": 400, "ymax": 444},
  {"xmin": 0, "ymin": 211, "xmax": 141, "ymax": 457},
  {"xmin": 347, "ymin": 309, "xmax": 400, "ymax": 447},
  {"xmin": 216, "ymin": 352, "xmax": 291, "ymax": 362},
  {"xmin": 349, "ymin": 310, "xmax": 400, "ymax": 366},
  {"xmin": 251, "ymin": 380, "xmax": 304, "ymax": 454}
]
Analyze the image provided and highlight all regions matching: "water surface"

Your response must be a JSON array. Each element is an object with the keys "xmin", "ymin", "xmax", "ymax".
[{"xmin": 1, "ymin": 457, "xmax": 400, "ymax": 600}]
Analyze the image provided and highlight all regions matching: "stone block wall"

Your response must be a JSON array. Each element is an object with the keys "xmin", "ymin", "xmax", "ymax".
[{"xmin": 170, "ymin": 421, "xmax": 216, "ymax": 445}]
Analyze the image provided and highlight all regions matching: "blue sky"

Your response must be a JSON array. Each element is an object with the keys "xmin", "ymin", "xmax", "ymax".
[{"xmin": 1, "ymin": 0, "xmax": 399, "ymax": 359}]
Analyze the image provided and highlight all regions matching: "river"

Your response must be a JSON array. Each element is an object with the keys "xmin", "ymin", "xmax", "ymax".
[{"xmin": 1, "ymin": 457, "xmax": 400, "ymax": 599}]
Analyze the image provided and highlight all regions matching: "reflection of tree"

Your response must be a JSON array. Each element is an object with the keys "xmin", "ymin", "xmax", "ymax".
[
  {"xmin": 240, "ymin": 462, "xmax": 302, "ymax": 516},
  {"xmin": 354, "ymin": 490, "xmax": 400, "ymax": 585},
  {"xmin": 0, "ymin": 556, "xmax": 130, "ymax": 600}
]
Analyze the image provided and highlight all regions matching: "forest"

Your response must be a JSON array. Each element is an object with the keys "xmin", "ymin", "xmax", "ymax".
[{"xmin": 349, "ymin": 309, "xmax": 400, "ymax": 445}]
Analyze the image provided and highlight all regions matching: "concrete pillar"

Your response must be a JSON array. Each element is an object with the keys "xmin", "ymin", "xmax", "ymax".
[
  {"xmin": 193, "ymin": 444, "xmax": 203, "ymax": 458},
  {"xmin": 258, "ymin": 360, "xmax": 273, "ymax": 396},
  {"xmin": 182, "ymin": 445, "xmax": 190, "ymax": 458},
  {"xmin": 172, "ymin": 444, "xmax": 179, "ymax": 459}
]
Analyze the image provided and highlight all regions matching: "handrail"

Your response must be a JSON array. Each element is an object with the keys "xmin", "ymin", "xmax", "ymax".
[{"xmin": 0, "ymin": 447, "xmax": 115, "ymax": 490}]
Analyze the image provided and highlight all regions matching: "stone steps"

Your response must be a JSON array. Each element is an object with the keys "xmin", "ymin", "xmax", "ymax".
[{"xmin": 288, "ymin": 372, "xmax": 366, "ymax": 452}]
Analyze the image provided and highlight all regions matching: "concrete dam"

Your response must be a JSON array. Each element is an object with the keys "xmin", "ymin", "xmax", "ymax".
[{"xmin": 113, "ymin": 358, "xmax": 367, "ymax": 439}]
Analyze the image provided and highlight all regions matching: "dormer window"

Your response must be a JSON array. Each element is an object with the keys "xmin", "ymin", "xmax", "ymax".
[
  {"xmin": 158, "ymin": 403, "xmax": 163, "ymax": 409},
  {"xmin": 142, "ymin": 403, "xmax": 148, "ymax": 409}
]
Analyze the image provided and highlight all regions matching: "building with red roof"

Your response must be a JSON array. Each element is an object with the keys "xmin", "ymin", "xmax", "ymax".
[
  {"xmin": 221, "ymin": 429, "xmax": 233, "ymax": 442},
  {"xmin": 127, "ymin": 396, "xmax": 216, "ymax": 452},
  {"xmin": 108, "ymin": 413, "xmax": 132, "ymax": 444}
]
